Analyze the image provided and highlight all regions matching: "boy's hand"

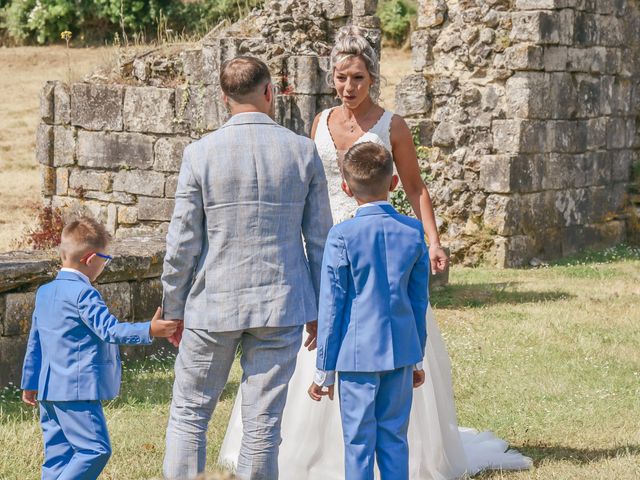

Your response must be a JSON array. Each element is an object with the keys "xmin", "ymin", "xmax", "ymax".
[
  {"xmin": 413, "ymin": 369, "xmax": 426, "ymax": 388},
  {"xmin": 304, "ymin": 321, "xmax": 317, "ymax": 351},
  {"xmin": 150, "ymin": 307, "xmax": 179, "ymax": 338},
  {"xmin": 308, "ymin": 382, "xmax": 334, "ymax": 401},
  {"xmin": 22, "ymin": 390, "xmax": 38, "ymax": 407}
]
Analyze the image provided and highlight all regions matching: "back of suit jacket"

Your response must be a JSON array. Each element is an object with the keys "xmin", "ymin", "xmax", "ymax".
[
  {"xmin": 161, "ymin": 112, "xmax": 333, "ymax": 332},
  {"xmin": 316, "ymin": 204, "xmax": 429, "ymax": 373}
]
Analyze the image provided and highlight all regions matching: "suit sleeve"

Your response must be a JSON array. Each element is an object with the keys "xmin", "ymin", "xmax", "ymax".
[
  {"xmin": 302, "ymin": 144, "xmax": 333, "ymax": 306},
  {"xmin": 316, "ymin": 228, "xmax": 349, "ymax": 371},
  {"xmin": 77, "ymin": 288, "xmax": 152, "ymax": 345},
  {"xmin": 408, "ymin": 233, "xmax": 429, "ymax": 355},
  {"xmin": 21, "ymin": 311, "xmax": 41, "ymax": 390},
  {"xmin": 161, "ymin": 145, "xmax": 204, "ymax": 320}
]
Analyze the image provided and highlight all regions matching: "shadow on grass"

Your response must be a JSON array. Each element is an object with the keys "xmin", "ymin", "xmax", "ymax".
[
  {"xmin": 431, "ymin": 283, "xmax": 574, "ymax": 309},
  {"xmin": 473, "ymin": 444, "xmax": 640, "ymax": 478}
]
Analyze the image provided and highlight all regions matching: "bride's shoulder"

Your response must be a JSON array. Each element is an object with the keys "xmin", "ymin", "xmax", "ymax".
[{"xmin": 311, "ymin": 108, "xmax": 333, "ymax": 139}]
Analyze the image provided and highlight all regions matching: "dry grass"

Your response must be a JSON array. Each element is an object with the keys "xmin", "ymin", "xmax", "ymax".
[
  {"xmin": 1, "ymin": 247, "xmax": 639, "ymax": 479},
  {"xmin": 0, "ymin": 46, "xmax": 114, "ymax": 251},
  {"xmin": 379, "ymin": 46, "xmax": 412, "ymax": 110}
]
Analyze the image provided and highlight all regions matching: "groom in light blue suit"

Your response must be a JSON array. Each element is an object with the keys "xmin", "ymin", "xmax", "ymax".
[{"xmin": 310, "ymin": 142, "xmax": 429, "ymax": 480}]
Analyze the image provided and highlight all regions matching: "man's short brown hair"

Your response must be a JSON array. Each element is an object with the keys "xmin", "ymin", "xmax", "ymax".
[
  {"xmin": 220, "ymin": 56, "xmax": 271, "ymax": 100},
  {"xmin": 342, "ymin": 142, "xmax": 393, "ymax": 198},
  {"xmin": 59, "ymin": 216, "xmax": 111, "ymax": 261}
]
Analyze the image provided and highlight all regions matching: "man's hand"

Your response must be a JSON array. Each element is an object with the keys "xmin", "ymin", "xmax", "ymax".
[
  {"xmin": 304, "ymin": 321, "xmax": 317, "ymax": 351},
  {"xmin": 308, "ymin": 382, "xmax": 334, "ymax": 401},
  {"xmin": 413, "ymin": 369, "xmax": 426, "ymax": 388},
  {"xmin": 429, "ymin": 245, "xmax": 448, "ymax": 275},
  {"xmin": 22, "ymin": 390, "xmax": 37, "ymax": 407},
  {"xmin": 149, "ymin": 307, "xmax": 180, "ymax": 339}
]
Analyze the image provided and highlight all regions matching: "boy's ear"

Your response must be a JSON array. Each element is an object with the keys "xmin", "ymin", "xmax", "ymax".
[
  {"xmin": 389, "ymin": 174, "xmax": 399, "ymax": 192},
  {"xmin": 341, "ymin": 180, "xmax": 354, "ymax": 197}
]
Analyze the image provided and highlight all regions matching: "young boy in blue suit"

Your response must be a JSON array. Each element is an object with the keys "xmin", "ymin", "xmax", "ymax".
[
  {"xmin": 309, "ymin": 142, "xmax": 429, "ymax": 480},
  {"xmin": 21, "ymin": 216, "xmax": 179, "ymax": 480}
]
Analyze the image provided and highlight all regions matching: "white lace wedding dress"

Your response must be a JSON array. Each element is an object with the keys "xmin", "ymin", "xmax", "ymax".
[{"xmin": 218, "ymin": 108, "xmax": 532, "ymax": 479}]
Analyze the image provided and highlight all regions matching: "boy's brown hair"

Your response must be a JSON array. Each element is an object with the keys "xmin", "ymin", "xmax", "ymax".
[
  {"xmin": 59, "ymin": 216, "xmax": 111, "ymax": 261},
  {"xmin": 220, "ymin": 56, "xmax": 271, "ymax": 100},
  {"xmin": 342, "ymin": 142, "xmax": 393, "ymax": 198}
]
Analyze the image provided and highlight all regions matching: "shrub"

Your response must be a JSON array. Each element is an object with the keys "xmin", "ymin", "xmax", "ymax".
[
  {"xmin": 25, "ymin": 204, "xmax": 64, "ymax": 250},
  {"xmin": 377, "ymin": 0, "xmax": 416, "ymax": 46}
]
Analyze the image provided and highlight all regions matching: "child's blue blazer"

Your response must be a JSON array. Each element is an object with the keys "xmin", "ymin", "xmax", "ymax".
[
  {"xmin": 316, "ymin": 203, "xmax": 429, "ymax": 373},
  {"xmin": 21, "ymin": 270, "xmax": 152, "ymax": 401}
]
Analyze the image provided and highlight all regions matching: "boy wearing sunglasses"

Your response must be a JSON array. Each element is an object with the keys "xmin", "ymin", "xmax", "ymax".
[{"xmin": 20, "ymin": 216, "xmax": 178, "ymax": 480}]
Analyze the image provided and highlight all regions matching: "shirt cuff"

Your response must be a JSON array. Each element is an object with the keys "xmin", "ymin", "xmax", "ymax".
[
  {"xmin": 414, "ymin": 362, "xmax": 423, "ymax": 371},
  {"xmin": 314, "ymin": 368, "xmax": 336, "ymax": 386}
]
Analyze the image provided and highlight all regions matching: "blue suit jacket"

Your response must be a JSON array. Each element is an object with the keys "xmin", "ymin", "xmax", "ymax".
[
  {"xmin": 316, "ymin": 204, "xmax": 429, "ymax": 373},
  {"xmin": 21, "ymin": 270, "xmax": 152, "ymax": 401}
]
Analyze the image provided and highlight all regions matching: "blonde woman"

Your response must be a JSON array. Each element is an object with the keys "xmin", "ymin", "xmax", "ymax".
[{"xmin": 219, "ymin": 27, "xmax": 531, "ymax": 479}]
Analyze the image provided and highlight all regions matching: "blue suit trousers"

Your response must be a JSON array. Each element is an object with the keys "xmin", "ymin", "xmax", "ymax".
[
  {"xmin": 338, "ymin": 366, "xmax": 413, "ymax": 480},
  {"xmin": 39, "ymin": 401, "xmax": 111, "ymax": 480}
]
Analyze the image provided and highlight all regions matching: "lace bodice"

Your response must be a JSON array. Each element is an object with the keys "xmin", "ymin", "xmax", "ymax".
[{"xmin": 314, "ymin": 107, "xmax": 395, "ymax": 223}]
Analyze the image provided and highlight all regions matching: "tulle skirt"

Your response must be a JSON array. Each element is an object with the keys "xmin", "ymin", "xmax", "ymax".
[{"xmin": 218, "ymin": 305, "xmax": 532, "ymax": 479}]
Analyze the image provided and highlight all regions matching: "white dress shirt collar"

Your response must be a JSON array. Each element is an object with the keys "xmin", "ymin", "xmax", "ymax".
[
  {"xmin": 60, "ymin": 267, "xmax": 92, "ymax": 285},
  {"xmin": 356, "ymin": 200, "xmax": 391, "ymax": 212}
]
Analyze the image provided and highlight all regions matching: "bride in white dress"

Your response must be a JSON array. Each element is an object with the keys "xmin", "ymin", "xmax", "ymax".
[{"xmin": 219, "ymin": 26, "xmax": 532, "ymax": 479}]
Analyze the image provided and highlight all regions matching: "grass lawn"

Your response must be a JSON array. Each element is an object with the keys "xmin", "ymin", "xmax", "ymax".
[{"xmin": 1, "ymin": 246, "xmax": 639, "ymax": 479}]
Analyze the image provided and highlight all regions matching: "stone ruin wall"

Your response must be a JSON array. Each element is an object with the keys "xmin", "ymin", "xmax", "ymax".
[
  {"xmin": 397, "ymin": 0, "xmax": 640, "ymax": 266},
  {"xmin": 33, "ymin": 0, "xmax": 640, "ymax": 267}
]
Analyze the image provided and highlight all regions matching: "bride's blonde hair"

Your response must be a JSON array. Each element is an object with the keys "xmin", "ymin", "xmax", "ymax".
[{"xmin": 327, "ymin": 25, "xmax": 381, "ymax": 102}]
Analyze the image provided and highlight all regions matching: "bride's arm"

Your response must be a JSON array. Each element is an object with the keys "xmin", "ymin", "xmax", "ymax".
[
  {"xmin": 310, "ymin": 113, "xmax": 322, "ymax": 139},
  {"xmin": 390, "ymin": 114, "xmax": 448, "ymax": 273}
]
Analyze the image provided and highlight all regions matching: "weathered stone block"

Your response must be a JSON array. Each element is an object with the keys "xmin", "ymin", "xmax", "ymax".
[
  {"xmin": 606, "ymin": 117, "xmax": 627, "ymax": 149},
  {"xmin": 98, "ymin": 282, "xmax": 132, "ymax": 321},
  {"xmin": 113, "ymin": 170, "xmax": 165, "ymax": 197},
  {"xmin": 581, "ymin": 151, "xmax": 611, "ymax": 186},
  {"xmin": 3, "ymin": 292, "xmax": 35, "ymax": 336},
  {"xmin": 117, "ymin": 206, "xmax": 138, "ymax": 225},
  {"xmin": 290, "ymin": 95, "xmax": 317, "ymax": 136},
  {"xmin": 493, "ymin": 120, "xmax": 546, "ymax": 154},
  {"xmin": 574, "ymin": 12, "xmax": 599, "ymax": 46},
  {"xmin": 37, "ymin": 124, "xmax": 54, "ymax": 166},
  {"xmin": 611, "ymin": 150, "xmax": 633, "ymax": 181},
  {"xmin": 124, "ymin": 87, "xmax": 178, "ymax": 134},
  {"xmin": 480, "ymin": 154, "xmax": 544, "ymax": 193},
  {"xmin": 417, "ymin": 0, "xmax": 447, "ymax": 28},
  {"xmin": 562, "ymin": 220, "xmax": 625, "ymax": 255},
  {"xmin": 175, "ymin": 85, "xmax": 228, "ymax": 133},
  {"xmin": 395, "ymin": 74, "xmax": 429, "ymax": 117},
  {"xmin": 77, "ymin": 131, "xmax": 154, "ymax": 170},
  {"xmin": 610, "ymin": 78, "xmax": 632, "ymax": 115},
  {"xmin": 544, "ymin": 154, "xmax": 586, "ymax": 189},
  {"xmin": 432, "ymin": 122, "xmax": 457, "ymax": 147},
  {"xmin": 287, "ymin": 56, "xmax": 334, "ymax": 95},
  {"xmin": 70, "ymin": 83, "xmax": 124, "ymax": 131},
  {"xmin": 322, "ymin": 0, "xmax": 351, "ymax": 19},
  {"xmin": 575, "ymin": 74, "xmax": 601, "ymax": 118},
  {"xmin": 405, "ymin": 118, "xmax": 435, "ymax": 147},
  {"xmin": 41, "ymin": 165, "xmax": 56, "ymax": 196},
  {"xmin": 543, "ymin": 46, "xmax": 568, "ymax": 70},
  {"xmin": 516, "ymin": 0, "xmax": 574, "ymax": 9},
  {"xmin": 137, "ymin": 197, "xmax": 175, "ymax": 221},
  {"xmin": 154, "ymin": 137, "xmax": 190, "ymax": 173},
  {"xmin": 80, "ymin": 191, "xmax": 136, "ymax": 205},
  {"xmin": 56, "ymin": 168, "xmax": 69, "ymax": 195},
  {"xmin": 115, "ymin": 224, "xmax": 169, "ymax": 240},
  {"xmin": 484, "ymin": 194, "xmax": 516, "ymax": 235},
  {"xmin": 586, "ymin": 117, "xmax": 607, "ymax": 149},
  {"xmin": 504, "ymin": 44, "xmax": 544, "ymax": 70},
  {"xmin": 165, "ymin": 174, "xmax": 179, "ymax": 198},
  {"xmin": 54, "ymin": 82, "xmax": 71, "ymax": 125},
  {"xmin": 492, "ymin": 235, "xmax": 536, "ymax": 268},
  {"xmin": 0, "ymin": 335, "xmax": 28, "ymax": 388},
  {"xmin": 598, "ymin": 14, "xmax": 623, "ymax": 46},
  {"xmin": 505, "ymin": 72, "xmax": 550, "ymax": 119},
  {"xmin": 411, "ymin": 30, "xmax": 433, "ymax": 72},
  {"xmin": 511, "ymin": 10, "xmax": 573, "ymax": 45},
  {"xmin": 352, "ymin": 0, "xmax": 377, "ymax": 16},
  {"xmin": 546, "ymin": 120, "xmax": 588, "ymax": 153},
  {"xmin": 181, "ymin": 46, "xmax": 217, "ymax": 85},
  {"xmin": 132, "ymin": 278, "xmax": 163, "ymax": 320},
  {"xmin": 555, "ymin": 188, "xmax": 591, "ymax": 226},
  {"xmin": 40, "ymin": 81, "xmax": 55, "ymax": 123},
  {"xmin": 548, "ymin": 72, "xmax": 577, "ymax": 119},
  {"xmin": 53, "ymin": 126, "xmax": 75, "ymax": 166},
  {"xmin": 69, "ymin": 170, "xmax": 112, "ymax": 192}
]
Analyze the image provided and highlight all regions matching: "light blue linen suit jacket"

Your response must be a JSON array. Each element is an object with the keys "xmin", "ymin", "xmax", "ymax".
[
  {"xmin": 316, "ymin": 203, "xmax": 429, "ymax": 373},
  {"xmin": 161, "ymin": 112, "xmax": 333, "ymax": 331},
  {"xmin": 21, "ymin": 270, "xmax": 152, "ymax": 401}
]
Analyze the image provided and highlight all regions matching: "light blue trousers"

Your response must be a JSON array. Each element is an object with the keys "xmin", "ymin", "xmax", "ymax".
[
  {"xmin": 163, "ymin": 325, "xmax": 302, "ymax": 480},
  {"xmin": 39, "ymin": 400, "xmax": 111, "ymax": 480},
  {"xmin": 338, "ymin": 366, "xmax": 414, "ymax": 480}
]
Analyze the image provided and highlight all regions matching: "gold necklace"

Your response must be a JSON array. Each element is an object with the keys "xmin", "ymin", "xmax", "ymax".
[{"xmin": 342, "ymin": 104, "xmax": 374, "ymax": 134}]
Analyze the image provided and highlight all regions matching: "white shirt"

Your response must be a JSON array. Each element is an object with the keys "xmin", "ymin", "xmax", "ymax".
[
  {"xmin": 60, "ymin": 267, "xmax": 91, "ymax": 285},
  {"xmin": 314, "ymin": 199, "xmax": 423, "ymax": 387}
]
